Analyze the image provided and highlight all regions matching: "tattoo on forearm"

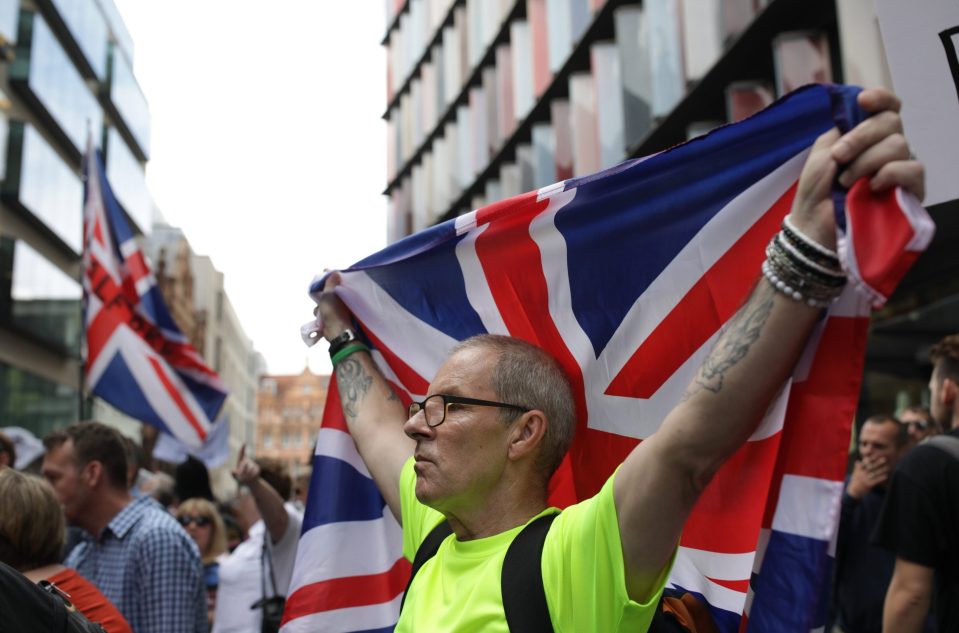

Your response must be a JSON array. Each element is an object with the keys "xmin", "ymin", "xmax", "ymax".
[
  {"xmin": 336, "ymin": 357, "xmax": 373, "ymax": 419},
  {"xmin": 682, "ymin": 282, "xmax": 775, "ymax": 400}
]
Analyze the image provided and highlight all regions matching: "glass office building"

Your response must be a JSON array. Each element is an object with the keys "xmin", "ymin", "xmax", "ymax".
[{"xmin": 0, "ymin": 0, "xmax": 152, "ymax": 447}]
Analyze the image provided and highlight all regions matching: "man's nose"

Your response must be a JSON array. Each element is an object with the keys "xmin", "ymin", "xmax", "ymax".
[{"xmin": 403, "ymin": 409, "xmax": 432, "ymax": 439}]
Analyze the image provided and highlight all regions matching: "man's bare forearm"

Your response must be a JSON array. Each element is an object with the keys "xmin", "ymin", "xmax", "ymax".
[
  {"xmin": 669, "ymin": 280, "xmax": 818, "ymax": 486},
  {"xmin": 883, "ymin": 559, "xmax": 934, "ymax": 633},
  {"xmin": 336, "ymin": 353, "xmax": 399, "ymax": 420},
  {"xmin": 615, "ymin": 279, "xmax": 820, "ymax": 601},
  {"xmin": 333, "ymin": 350, "xmax": 413, "ymax": 520},
  {"xmin": 683, "ymin": 281, "xmax": 777, "ymax": 400},
  {"xmin": 248, "ymin": 475, "xmax": 290, "ymax": 543}
]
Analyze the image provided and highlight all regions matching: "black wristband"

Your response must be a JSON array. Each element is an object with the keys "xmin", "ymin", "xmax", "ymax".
[{"xmin": 328, "ymin": 329, "xmax": 359, "ymax": 357}]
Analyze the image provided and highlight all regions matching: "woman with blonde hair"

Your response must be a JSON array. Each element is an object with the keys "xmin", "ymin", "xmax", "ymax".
[
  {"xmin": 176, "ymin": 496, "xmax": 227, "ymax": 624},
  {"xmin": 0, "ymin": 468, "xmax": 131, "ymax": 633}
]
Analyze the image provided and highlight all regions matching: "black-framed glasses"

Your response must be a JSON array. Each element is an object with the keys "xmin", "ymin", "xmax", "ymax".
[
  {"xmin": 177, "ymin": 515, "xmax": 211, "ymax": 528},
  {"xmin": 408, "ymin": 394, "xmax": 530, "ymax": 428}
]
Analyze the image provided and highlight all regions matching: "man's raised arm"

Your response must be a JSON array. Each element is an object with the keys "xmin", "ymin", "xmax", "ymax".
[
  {"xmin": 317, "ymin": 277, "xmax": 415, "ymax": 523},
  {"xmin": 613, "ymin": 88, "xmax": 925, "ymax": 603}
]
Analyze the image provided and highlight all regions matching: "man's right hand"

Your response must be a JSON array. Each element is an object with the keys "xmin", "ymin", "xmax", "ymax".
[
  {"xmin": 847, "ymin": 455, "xmax": 890, "ymax": 499},
  {"xmin": 317, "ymin": 273, "xmax": 353, "ymax": 341}
]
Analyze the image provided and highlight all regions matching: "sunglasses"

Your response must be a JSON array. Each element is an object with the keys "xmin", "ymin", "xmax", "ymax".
[{"xmin": 177, "ymin": 515, "xmax": 212, "ymax": 528}]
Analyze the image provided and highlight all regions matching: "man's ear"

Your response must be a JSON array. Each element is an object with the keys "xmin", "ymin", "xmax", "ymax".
[
  {"xmin": 943, "ymin": 377, "xmax": 957, "ymax": 407},
  {"xmin": 508, "ymin": 411, "xmax": 547, "ymax": 462},
  {"xmin": 82, "ymin": 460, "xmax": 104, "ymax": 489}
]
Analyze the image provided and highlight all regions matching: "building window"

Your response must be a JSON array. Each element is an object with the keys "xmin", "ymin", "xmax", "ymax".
[
  {"xmin": 0, "ymin": 0, "xmax": 17, "ymax": 47},
  {"xmin": 107, "ymin": 42, "xmax": 150, "ymax": 157},
  {"xmin": 105, "ymin": 127, "xmax": 152, "ymax": 233},
  {"xmin": 48, "ymin": 0, "xmax": 109, "ymax": 78},
  {"xmin": 11, "ymin": 12, "xmax": 103, "ymax": 155},
  {"xmin": 0, "ymin": 360, "xmax": 79, "ymax": 440},
  {"xmin": 4, "ymin": 122, "xmax": 83, "ymax": 253},
  {"xmin": 0, "ymin": 235, "xmax": 82, "ymax": 354},
  {"xmin": 262, "ymin": 434, "xmax": 272, "ymax": 449}
]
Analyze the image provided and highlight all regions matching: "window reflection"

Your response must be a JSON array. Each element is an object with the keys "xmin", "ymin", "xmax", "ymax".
[
  {"xmin": 106, "ymin": 127, "xmax": 152, "ymax": 233},
  {"xmin": 0, "ymin": 359, "xmax": 79, "ymax": 440},
  {"xmin": 109, "ymin": 44, "xmax": 150, "ymax": 157},
  {"xmin": 0, "ymin": 0, "xmax": 18, "ymax": 47},
  {"xmin": 49, "ymin": 0, "xmax": 109, "ymax": 78},
  {"xmin": 0, "ymin": 235, "xmax": 81, "ymax": 355},
  {"xmin": 95, "ymin": 0, "xmax": 133, "ymax": 65},
  {"xmin": 18, "ymin": 12, "xmax": 103, "ymax": 154},
  {"xmin": 15, "ymin": 123, "xmax": 84, "ymax": 253}
]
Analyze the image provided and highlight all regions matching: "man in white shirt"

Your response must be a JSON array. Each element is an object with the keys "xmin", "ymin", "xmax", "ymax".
[{"xmin": 212, "ymin": 449, "xmax": 302, "ymax": 633}]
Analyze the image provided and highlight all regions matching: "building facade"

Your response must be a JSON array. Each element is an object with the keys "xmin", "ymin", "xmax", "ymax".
[
  {"xmin": 0, "ymin": 0, "xmax": 152, "ymax": 440},
  {"xmin": 382, "ymin": 0, "xmax": 959, "ymax": 424},
  {"xmin": 256, "ymin": 369, "xmax": 330, "ymax": 478},
  {"xmin": 191, "ymin": 251, "xmax": 261, "ymax": 495}
]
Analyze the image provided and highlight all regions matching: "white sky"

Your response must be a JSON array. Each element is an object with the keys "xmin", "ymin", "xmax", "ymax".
[{"xmin": 112, "ymin": 1, "xmax": 388, "ymax": 376}]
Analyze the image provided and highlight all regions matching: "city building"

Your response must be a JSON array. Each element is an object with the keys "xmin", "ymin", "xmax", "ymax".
[
  {"xmin": 256, "ymin": 369, "xmax": 330, "ymax": 478},
  {"xmin": 0, "ymin": 0, "xmax": 152, "ymax": 440},
  {"xmin": 140, "ymin": 224, "xmax": 262, "ymax": 496},
  {"xmin": 144, "ymin": 222, "xmax": 204, "ymax": 352},
  {"xmin": 191, "ymin": 249, "xmax": 261, "ymax": 495},
  {"xmin": 381, "ymin": 0, "xmax": 958, "ymax": 423}
]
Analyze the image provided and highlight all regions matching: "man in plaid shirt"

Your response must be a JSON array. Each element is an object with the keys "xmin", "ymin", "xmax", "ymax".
[{"xmin": 43, "ymin": 421, "xmax": 207, "ymax": 633}]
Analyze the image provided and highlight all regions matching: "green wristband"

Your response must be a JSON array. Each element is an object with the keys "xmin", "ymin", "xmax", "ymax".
[{"xmin": 331, "ymin": 343, "xmax": 370, "ymax": 367}]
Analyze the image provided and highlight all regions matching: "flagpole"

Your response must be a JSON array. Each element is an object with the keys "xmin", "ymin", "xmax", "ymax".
[{"xmin": 78, "ymin": 127, "xmax": 90, "ymax": 421}]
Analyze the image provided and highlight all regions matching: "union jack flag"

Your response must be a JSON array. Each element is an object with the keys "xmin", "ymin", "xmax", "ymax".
[
  {"xmin": 82, "ymin": 139, "xmax": 228, "ymax": 448},
  {"xmin": 283, "ymin": 84, "xmax": 933, "ymax": 633}
]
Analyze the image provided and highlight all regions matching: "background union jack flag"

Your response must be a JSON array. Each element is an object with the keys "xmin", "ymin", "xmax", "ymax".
[
  {"xmin": 283, "ymin": 84, "xmax": 933, "ymax": 633},
  {"xmin": 82, "ymin": 140, "xmax": 228, "ymax": 448}
]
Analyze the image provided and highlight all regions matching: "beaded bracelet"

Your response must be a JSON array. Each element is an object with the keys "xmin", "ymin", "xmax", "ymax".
[
  {"xmin": 781, "ymin": 216, "xmax": 840, "ymax": 265},
  {"xmin": 763, "ymin": 228, "xmax": 846, "ymax": 307},
  {"xmin": 766, "ymin": 240, "xmax": 846, "ymax": 289},
  {"xmin": 331, "ymin": 343, "xmax": 370, "ymax": 368},
  {"xmin": 774, "ymin": 233, "xmax": 845, "ymax": 280}
]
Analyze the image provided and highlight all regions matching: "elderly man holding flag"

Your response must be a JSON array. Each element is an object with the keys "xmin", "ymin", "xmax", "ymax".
[{"xmin": 308, "ymin": 87, "xmax": 924, "ymax": 632}]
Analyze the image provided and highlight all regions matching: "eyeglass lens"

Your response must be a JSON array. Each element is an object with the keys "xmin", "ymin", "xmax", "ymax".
[{"xmin": 408, "ymin": 395, "xmax": 446, "ymax": 426}]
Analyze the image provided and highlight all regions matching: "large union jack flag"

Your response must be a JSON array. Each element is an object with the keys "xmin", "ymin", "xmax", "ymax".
[
  {"xmin": 82, "ymin": 139, "xmax": 228, "ymax": 448},
  {"xmin": 283, "ymin": 84, "xmax": 933, "ymax": 633}
]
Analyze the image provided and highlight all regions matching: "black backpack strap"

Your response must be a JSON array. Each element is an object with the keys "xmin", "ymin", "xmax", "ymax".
[
  {"xmin": 400, "ymin": 519, "xmax": 453, "ymax": 613},
  {"xmin": 501, "ymin": 513, "xmax": 559, "ymax": 633}
]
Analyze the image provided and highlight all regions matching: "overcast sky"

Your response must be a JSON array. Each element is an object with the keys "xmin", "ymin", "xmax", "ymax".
[{"xmin": 113, "ymin": 1, "xmax": 388, "ymax": 376}]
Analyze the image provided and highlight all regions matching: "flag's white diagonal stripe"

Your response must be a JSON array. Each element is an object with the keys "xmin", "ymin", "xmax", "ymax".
[
  {"xmin": 337, "ymin": 270, "xmax": 458, "ymax": 382},
  {"xmin": 456, "ymin": 223, "xmax": 510, "ymax": 335}
]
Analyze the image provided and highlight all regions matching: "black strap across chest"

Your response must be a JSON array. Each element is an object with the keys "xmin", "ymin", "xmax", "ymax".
[{"xmin": 401, "ymin": 513, "xmax": 558, "ymax": 632}]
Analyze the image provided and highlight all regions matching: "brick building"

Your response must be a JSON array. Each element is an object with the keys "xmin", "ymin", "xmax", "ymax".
[{"xmin": 256, "ymin": 368, "xmax": 330, "ymax": 477}]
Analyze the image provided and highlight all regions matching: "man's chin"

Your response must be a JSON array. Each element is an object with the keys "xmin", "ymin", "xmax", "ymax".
[{"xmin": 414, "ymin": 481, "xmax": 443, "ymax": 509}]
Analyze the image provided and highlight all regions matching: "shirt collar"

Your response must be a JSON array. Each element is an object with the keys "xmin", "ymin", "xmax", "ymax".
[{"xmin": 105, "ymin": 495, "xmax": 155, "ymax": 540}]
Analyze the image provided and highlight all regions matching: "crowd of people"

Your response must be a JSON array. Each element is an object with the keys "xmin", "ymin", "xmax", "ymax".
[
  {"xmin": 0, "ymin": 86, "xmax": 953, "ymax": 633},
  {"xmin": 0, "ymin": 422, "xmax": 305, "ymax": 633}
]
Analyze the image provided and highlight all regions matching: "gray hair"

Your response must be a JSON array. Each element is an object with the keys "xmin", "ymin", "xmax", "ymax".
[{"xmin": 451, "ymin": 335, "xmax": 576, "ymax": 481}]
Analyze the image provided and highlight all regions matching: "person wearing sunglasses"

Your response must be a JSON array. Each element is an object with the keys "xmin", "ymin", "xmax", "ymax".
[
  {"xmin": 898, "ymin": 405, "xmax": 938, "ymax": 451},
  {"xmin": 177, "ymin": 498, "xmax": 227, "ymax": 627},
  {"xmin": 317, "ymin": 88, "xmax": 923, "ymax": 632}
]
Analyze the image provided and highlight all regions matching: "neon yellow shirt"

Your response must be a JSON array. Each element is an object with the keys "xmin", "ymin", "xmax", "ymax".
[{"xmin": 397, "ymin": 458, "xmax": 671, "ymax": 632}]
